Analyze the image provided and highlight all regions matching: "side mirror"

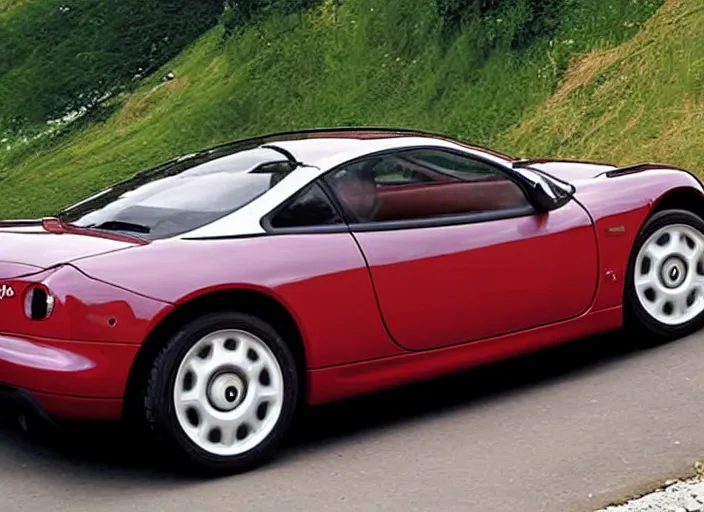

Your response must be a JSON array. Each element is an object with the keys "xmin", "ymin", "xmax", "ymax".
[
  {"xmin": 511, "ymin": 165, "xmax": 575, "ymax": 213},
  {"xmin": 530, "ymin": 182, "xmax": 562, "ymax": 213}
]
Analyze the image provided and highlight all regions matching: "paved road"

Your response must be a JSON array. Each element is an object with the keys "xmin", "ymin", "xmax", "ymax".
[{"xmin": 2, "ymin": 329, "xmax": 704, "ymax": 512}]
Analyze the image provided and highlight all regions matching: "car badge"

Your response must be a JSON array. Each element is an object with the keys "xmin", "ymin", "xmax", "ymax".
[{"xmin": 0, "ymin": 284, "xmax": 15, "ymax": 300}]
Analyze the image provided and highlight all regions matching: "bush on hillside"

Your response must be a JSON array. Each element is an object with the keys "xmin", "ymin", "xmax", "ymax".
[
  {"xmin": 0, "ymin": 0, "xmax": 223, "ymax": 132},
  {"xmin": 221, "ymin": 0, "xmax": 320, "ymax": 35},
  {"xmin": 437, "ymin": 0, "xmax": 563, "ymax": 47},
  {"xmin": 221, "ymin": 0, "xmax": 563, "ymax": 45}
]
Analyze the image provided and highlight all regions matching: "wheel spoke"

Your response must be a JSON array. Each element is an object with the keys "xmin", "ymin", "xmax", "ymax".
[
  {"xmin": 685, "ymin": 236, "xmax": 704, "ymax": 266},
  {"xmin": 255, "ymin": 384, "xmax": 279, "ymax": 402},
  {"xmin": 692, "ymin": 274, "xmax": 704, "ymax": 291},
  {"xmin": 673, "ymin": 292, "xmax": 689, "ymax": 318},
  {"xmin": 210, "ymin": 337, "xmax": 231, "ymax": 363},
  {"xmin": 177, "ymin": 388, "xmax": 202, "ymax": 408},
  {"xmin": 666, "ymin": 228, "xmax": 683, "ymax": 250},
  {"xmin": 216, "ymin": 417, "xmax": 239, "ymax": 447},
  {"xmin": 245, "ymin": 359, "xmax": 266, "ymax": 379},
  {"xmin": 185, "ymin": 357, "xmax": 207, "ymax": 376},
  {"xmin": 196, "ymin": 415, "xmax": 212, "ymax": 440},
  {"xmin": 644, "ymin": 295, "xmax": 665, "ymax": 317},
  {"xmin": 237, "ymin": 405, "xmax": 260, "ymax": 430},
  {"xmin": 635, "ymin": 275, "xmax": 656, "ymax": 294},
  {"xmin": 674, "ymin": 229, "xmax": 700, "ymax": 259},
  {"xmin": 644, "ymin": 243, "xmax": 667, "ymax": 265}
]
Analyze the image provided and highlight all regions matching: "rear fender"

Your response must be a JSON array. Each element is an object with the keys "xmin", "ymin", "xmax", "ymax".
[
  {"xmin": 0, "ymin": 264, "xmax": 173, "ymax": 343},
  {"xmin": 72, "ymin": 234, "xmax": 404, "ymax": 368}
]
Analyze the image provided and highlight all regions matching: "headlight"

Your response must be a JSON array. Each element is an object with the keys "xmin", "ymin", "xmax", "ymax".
[{"xmin": 23, "ymin": 285, "xmax": 55, "ymax": 321}]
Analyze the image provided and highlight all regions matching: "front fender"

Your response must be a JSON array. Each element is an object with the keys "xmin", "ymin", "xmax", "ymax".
[{"xmin": 574, "ymin": 168, "xmax": 704, "ymax": 311}]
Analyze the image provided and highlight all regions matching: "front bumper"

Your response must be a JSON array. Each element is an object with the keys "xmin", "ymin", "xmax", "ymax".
[{"xmin": 0, "ymin": 332, "xmax": 140, "ymax": 421}]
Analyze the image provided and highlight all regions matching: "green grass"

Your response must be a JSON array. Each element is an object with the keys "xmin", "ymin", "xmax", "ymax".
[
  {"xmin": 0, "ymin": 0, "xmax": 27, "ymax": 17},
  {"xmin": 0, "ymin": 0, "xmax": 662, "ymax": 219},
  {"xmin": 499, "ymin": 0, "xmax": 704, "ymax": 171},
  {"xmin": 0, "ymin": 0, "xmax": 223, "ymax": 132}
]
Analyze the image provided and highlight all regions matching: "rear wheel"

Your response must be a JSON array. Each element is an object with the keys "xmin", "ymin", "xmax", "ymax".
[
  {"xmin": 143, "ymin": 311, "xmax": 299, "ymax": 475},
  {"xmin": 625, "ymin": 209, "xmax": 704, "ymax": 343}
]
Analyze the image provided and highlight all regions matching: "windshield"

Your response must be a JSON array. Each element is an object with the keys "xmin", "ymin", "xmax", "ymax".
[{"xmin": 57, "ymin": 146, "xmax": 295, "ymax": 239}]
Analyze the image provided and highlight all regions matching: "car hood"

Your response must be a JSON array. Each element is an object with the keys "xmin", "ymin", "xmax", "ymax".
[
  {"xmin": 517, "ymin": 159, "xmax": 617, "ymax": 183},
  {"xmin": 0, "ymin": 221, "xmax": 144, "ymax": 279}
]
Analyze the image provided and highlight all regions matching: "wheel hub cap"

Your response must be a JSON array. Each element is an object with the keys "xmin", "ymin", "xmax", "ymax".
[
  {"xmin": 208, "ymin": 372, "xmax": 246, "ymax": 411},
  {"xmin": 172, "ymin": 329, "xmax": 285, "ymax": 457},
  {"xmin": 634, "ymin": 223, "xmax": 704, "ymax": 326},
  {"xmin": 660, "ymin": 256, "xmax": 688, "ymax": 289}
]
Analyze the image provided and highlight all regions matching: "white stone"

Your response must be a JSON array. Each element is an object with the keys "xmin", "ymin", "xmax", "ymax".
[
  {"xmin": 683, "ymin": 495, "xmax": 703, "ymax": 511},
  {"xmin": 594, "ymin": 478, "xmax": 704, "ymax": 512},
  {"xmin": 690, "ymin": 482, "xmax": 704, "ymax": 501}
]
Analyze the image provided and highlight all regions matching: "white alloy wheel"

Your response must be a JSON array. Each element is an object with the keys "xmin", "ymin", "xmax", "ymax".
[
  {"xmin": 173, "ymin": 329, "xmax": 285, "ymax": 456},
  {"xmin": 633, "ymin": 223, "xmax": 704, "ymax": 326}
]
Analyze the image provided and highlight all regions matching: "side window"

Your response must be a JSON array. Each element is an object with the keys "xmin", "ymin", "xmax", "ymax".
[
  {"xmin": 269, "ymin": 182, "xmax": 343, "ymax": 229},
  {"xmin": 404, "ymin": 150, "xmax": 502, "ymax": 180},
  {"xmin": 324, "ymin": 149, "xmax": 531, "ymax": 224},
  {"xmin": 370, "ymin": 158, "xmax": 436, "ymax": 185}
]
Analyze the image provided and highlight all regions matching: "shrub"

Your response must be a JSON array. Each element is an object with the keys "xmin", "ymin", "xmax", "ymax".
[
  {"xmin": 437, "ymin": 0, "xmax": 564, "ymax": 48},
  {"xmin": 221, "ymin": 0, "xmax": 320, "ymax": 35}
]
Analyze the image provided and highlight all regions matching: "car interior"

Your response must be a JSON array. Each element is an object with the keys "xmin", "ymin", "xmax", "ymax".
[{"xmin": 332, "ymin": 152, "xmax": 532, "ymax": 223}]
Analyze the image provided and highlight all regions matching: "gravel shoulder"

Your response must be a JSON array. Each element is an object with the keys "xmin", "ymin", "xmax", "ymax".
[{"xmin": 597, "ymin": 477, "xmax": 704, "ymax": 512}]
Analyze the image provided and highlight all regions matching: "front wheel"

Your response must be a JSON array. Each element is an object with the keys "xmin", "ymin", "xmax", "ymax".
[
  {"xmin": 625, "ymin": 209, "xmax": 704, "ymax": 343},
  {"xmin": 142, "ymin": 311, "xmax": 299, "ymax": 475}
]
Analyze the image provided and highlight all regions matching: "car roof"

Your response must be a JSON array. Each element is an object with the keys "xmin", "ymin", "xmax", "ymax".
[
  {"xmin": 199, "ymin": 127, "xmax": 515, "ymax": 167},
  {"xmin": 178, "ymin": 129, "xmax": 517, "ymax": 240}
]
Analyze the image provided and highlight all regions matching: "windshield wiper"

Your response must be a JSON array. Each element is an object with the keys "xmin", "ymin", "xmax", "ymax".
[{"xmin": 88, "ymin": 221, "xmax": 151, "ymax": 234}]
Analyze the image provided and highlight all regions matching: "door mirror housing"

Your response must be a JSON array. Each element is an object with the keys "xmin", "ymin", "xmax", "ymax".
[
  {"xmin": 529, "ymin": 181, "xmax": 570, "ymax": 212},
  {"xmin": 512, "ymin": 167, "xmax": 575, "ymax": 213}
]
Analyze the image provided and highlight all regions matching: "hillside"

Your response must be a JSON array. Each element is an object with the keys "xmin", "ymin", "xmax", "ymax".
[
  {"xmin": 0, "ymin": 0, "xmax": 665, "ymax": 218},
  {"xmin": 0, "ymin": 0, "xmax": 224, "ymax": 133},
  {"xmin": 500, "ymin": 0, "xmax": 704, "ymax": 170}
]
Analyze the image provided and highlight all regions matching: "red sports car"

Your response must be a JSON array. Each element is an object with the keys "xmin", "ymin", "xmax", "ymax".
[{"xmin": 1, "ymin": 127, "xmax": 703, "ymax": 474}]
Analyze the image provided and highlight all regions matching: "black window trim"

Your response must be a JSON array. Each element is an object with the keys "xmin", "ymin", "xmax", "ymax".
[
  {"xmin": 348, "ymin": 205, "xmax": 536, "ymax": 232},
  {"xmin": 326, "ymin": 146, "xmax": 540, "ymax": 227},
  {"xmin": 261, "ymin": 145, "xmax": 551, "ymax": 236},
  {"xmin": 260, "ymin": 181, "xmax": 350, "ymax": 235}
]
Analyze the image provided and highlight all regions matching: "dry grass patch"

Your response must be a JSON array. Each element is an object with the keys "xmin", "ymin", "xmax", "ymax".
[{"xmin": 499, "ymin": 0, "xmax": 704, "ymax": 171}]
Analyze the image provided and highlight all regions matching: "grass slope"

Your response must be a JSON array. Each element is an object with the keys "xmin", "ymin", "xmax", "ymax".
[
  {"xmin": 0, "ymin": 0, "xmax": 223, "ymax": 132},
  {"xmin": 500, "ymin": 0, "xmax": 704, "ymax": 170},
  {"xmin": 0, "ymin": 0, "xmax": 661, "ymax": 219},
  {"xmin": 0, "ymin": 0, "xmax": 28, "ymax": 18}
]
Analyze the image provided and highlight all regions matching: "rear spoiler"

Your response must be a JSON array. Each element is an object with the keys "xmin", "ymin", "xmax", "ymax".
[
  {"xmin": 603, "ymin": 162, "xmax": 690, "ymax": 178},
  {"xmin": 512, "ymin": 158, "xmax": 615, "ymax": 169}
]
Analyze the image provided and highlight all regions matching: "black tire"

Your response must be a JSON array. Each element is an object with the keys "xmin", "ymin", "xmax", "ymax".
[
  {"xmin": 142, "ymin": 311, "xmax": 299, "ymax": 476},
  {"xmin": 624, "ymin": 208, "xmax": 704, "ymax": 345}
]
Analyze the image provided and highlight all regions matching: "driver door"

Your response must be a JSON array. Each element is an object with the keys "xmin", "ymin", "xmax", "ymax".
[{"xmin": 324, "ymin": 147, "xmax": 599, "ymax": 351}]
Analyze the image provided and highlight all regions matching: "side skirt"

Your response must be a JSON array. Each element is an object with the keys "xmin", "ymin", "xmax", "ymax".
[{"xmin": 307, "ymin": 306, "xmax": 623, "ymax": 405}]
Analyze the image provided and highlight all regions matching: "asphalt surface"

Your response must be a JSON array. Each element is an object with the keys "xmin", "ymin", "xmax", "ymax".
[{"xmin": 2, "ymin": 329, "xmax": 704, "ymax": 512}]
